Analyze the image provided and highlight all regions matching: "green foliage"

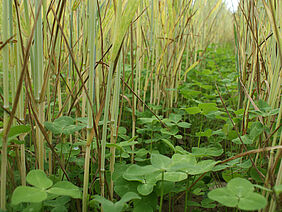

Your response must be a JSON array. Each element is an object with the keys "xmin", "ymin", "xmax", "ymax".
[
  {"xmin": 208, "ymin": 178, "xmax": 267, "ymax": 210},
  {"xmin": 0, "ymin": 125, "xmax": 31, "ymax": 147},
  {"xmin": 3, "ymin": 41, "xmax": 276, "ymax": 212},
  {"xmin": 44, "ymin": 116, "xmax": 86, "ymax": 135},
  {"xmin": 90, "ymin": 192, "xmax": 141, "ymax": 212},
  {"xmin": 11, "ymin": 170, "xmax": 81, "ymax": 210}
]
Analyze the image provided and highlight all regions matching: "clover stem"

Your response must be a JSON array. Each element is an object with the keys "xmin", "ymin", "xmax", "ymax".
[
  {"xmin": 159, "ymin": 171, "xmax": 165, "ymax": 212},
  {"xmin": 197, "ymin": 117, "xmax": 203, "ymax": 147},
  {"xmin": 184, "ymin": 175, "xmax": 190, "ymax": 212},
  {"xmin": 150, "ymin": 123, "xmax": 153, "ymax": 152},
  {"xmin": 168, "ymin": 192, "xmax": 171, "ymax": 212}
]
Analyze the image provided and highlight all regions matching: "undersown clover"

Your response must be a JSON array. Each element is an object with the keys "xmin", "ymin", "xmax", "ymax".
[
  {"xmin": 90, "ymin": 192, "xmax": 141, "ymax": 212},
  {"xmin": 0, "ymin": 0, "xmax": 280, "ymax": 211},
  {"xmin": 208, "ymin": 178, "xmax": 267, "ymax": 211},
  {"xmin": 11, "ymin": 170, "xmax": 81, "ymax": 210}
]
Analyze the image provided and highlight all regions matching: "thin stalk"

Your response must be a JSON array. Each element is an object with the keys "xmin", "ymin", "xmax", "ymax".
[
  {"xmin": 264, "ymin": 96, "xmax": 282, "ymax": 211},
  {"xmin": 130, "ymin": 24, "xmax": 136, "ymax": 163},
  {"xmin": 159, "ymin": 171, "xmax": 165, "ymax": 212},
  {"xmin": 82, "ymin": 144, "xmax": 91, "ymax": 212},
  {"xmin": 15, "ymin": 3, "xmax": 26, "ymax": 185},
  {"xmin": 34, "ymin": 0, "xmax": 45, "ymax": 170},
  {"xmin": 184, "ymin": 175, "xmax": 190, "ymax": 212},
  {"xmin": 83, "ymin": 0, "xmax": 97, "ymax": 211},
  {"xmin": 100, "ymin": 0, "xmax": 124, "ymax": 197},
  {"xmin": 101, "ymin": 63, "xmax": 115, "ymax": 197},
  {"xmin": 109, "ymin": 58, "xmax": 121, "ymax": 199},
  {"xmin": 1, "ymin": 0, "xmax": 9, "ymax": 209},
  {"xmin": 81, "ymin": 1, "xmax": 88, "ymax": 120}
]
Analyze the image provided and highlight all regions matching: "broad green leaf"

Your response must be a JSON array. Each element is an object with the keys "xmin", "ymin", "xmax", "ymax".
[
  {"xmin": 22, "ymin": 203, "xmax": 43, "ymax": 212},
  {"xmin": 177, "ymin": 122, "xmax": 191, "ymax": 128},
  {"xmin": 135, "ymin": 148, "xmax": 149, "ymax": 160},
  {"xmin": 11, "ymin": 186, "xmax": 47, "ymax": 205},
  {"xmin": 133, "ymin": 193, "xmax": 157, "ymax": 211},
  {"xmin": 249, "ymin": 122, "xmax": 264, "ymax": 140},
  {"xmin": 162, "ymin": 118, "xmax": 177, "ymax": 127},
  {"xmin": 195, "ymin": 82, "xmax": 212, "ymax": 90},
  {"xmin": 118, "ymin": 127, "xmax": 127, "ymax": 135},
  {"xmin": 62, "ymin": 125, "xmax": 85, "ymax": 135},
  {"xmin": 256, "ymin": 100, "xmax": 273, "ymax": 112},
  {"xmin": 0, "ymin": 125, "xmax": 31, "ymax": 147},
  {"xmin": 173, "ymin": 134, "xmax": 183, "ymax": 139},
  {"xmin": 151, "ymin": 153, "xmax": 171, "ymax": 170},
  {"xmin": 250, "ymin": 167, "xmax": 267, "ymax": 183},
  {"xmin": 44, "ymin": 196, "xmax": 71, "ymax": 207},
  {"xmin": 160, "ymin": 127, "xmax": 179, "ymax": 136},
  {"xmin": 187, "ymin": 160, "xmax": 217, "ymax": 175},
  {"xmin": 175, "ymin": 146, "xmax": 189, "ymax": 154},
  {"xmin": 54, "ymin": 116, "xmax": 74, "ymax": 125},
  {"xmin": 187, "ymin": 201, "xmax": 201, "ymax": 207},
  {"xmin": 133, "ymin": 204, "xmax": 153, "ymax": 212},
  {"xmin": 192, "ymin": 147, "xmax": 223, "ymax": 157},
  {"xmin": 123, "ymin": 165, "xmax": 159, "ymax": 182},
  {"xmin": 159, "ymin": 181, "xmax": 177, "ymax": 195},
  {"xmin": 0, "ymin": 125, "xmax": 31, "ymax": 139},
  {"xmin": 137, "ymin": 183, "xmax": 154, "ymax": 196},
  {"xmin": 250, "ymin": 100, "xmax": 279, "ymax": 117},
  {"xmin": 47, "ymin": 181, "xmax": 81, "ymax": 199},
  {"xmin": 227, "ymin": 178, "xmax": 254, "ymax": 198},
  {"xmin": 238, "ymin": 193, "xmax": 267, "ymax": 210},
  {"xmin": 237, "ymin": 159, "xmax": 252, "ymax": 169},
  {"xmin": 232, "ymin": 134, "xmax": 253, "ymax": 144},
  {"xmin": 44, "ymin": 116, "xmax": 85, "ymax": 135},
  {"xmin": 122, "ymin": 136, "xmax": 139, "ymax": 144},
  {"xmin": 27, "ymin": 170, "xmax": 53, "ymax": 189},
  {"xmin": 55, "ymin": 143, "xmax": 72, "ymax": 154},
  {"xmin": 106, "ymin": 143, "xmax": 124, "ymax": 151},
  {"xmin": 93, "ymin": 192, "xmax": 140, "ymax": 212},
  {"xmin": 139, "ymin": 117, "xmax": 155, "ymax": 124},
  {"xmin": 157, "ymin": 172, "xmax": 187, "ymax": 182},
  {"xmin": 117, "ymin": 192, "xmax": 141, "ymax": 206},
  {"xmin": 199, "ymin": 103, "xmax": 218, "ymax": 115},
  {"xmin": 180, "ymin": 90, "xmax": 201, "ymax": 99},
  {"xmin": 195, "ymin": 129, "xmax": 213, "ymax": 137},
  {"xmin": 201, "ymin": 198, "xmax": 216, "ymax": 208},
  {"xmin": 161, "ymin": 139, "xmax": 176, "ymax": 152},
  {"xmin": 114, "ymin": 178, "xmax": 139, "ymax": 197},
  {"xmin": 168, "ymin": 113, "xmax": 182, "ymax": 123},
  {"xmin": 51, "ymin": 206, "xmax": 68, "ymax": 212},
  {"xmin": 274, "ymin": 184, "xmax": 282, "ymax": 194},
  {"xmin": 169, "ymin": 154, "xmax": 197, "ymax": 171},
  {"xmin": 93, "ymin": 195, "xmax": 115, "ymax": 212},
  {"xmin": 107, "ymin": 137, "xmax": 138, "ymax": 150},
  {"xmin": 44, "ymin": 122, "xmax": 62, "ymax": 134},
  {"xmin": 185, "ymin": 107, "xmax": 201, "ymax": 115},
  {"xmin": 208, "ymin": 187, "xmax": 238, "ymax": 207},
  {"xmin": 222, "ymin": 169, "xmax": 246, "ymax": 182}
]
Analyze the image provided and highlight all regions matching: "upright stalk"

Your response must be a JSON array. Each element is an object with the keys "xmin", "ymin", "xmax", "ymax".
[
  {"xmin": 159, "ymin": 171, "xmax": 165, "ymax": 212},
  {"xmin": 33, "ymin": 0, "xmax": 45, "ymax": 170},
  {"xmin": 1, "ymin": 0, "xmax": 9, "ymax": 209},
  {"xmin": 109, "ymin": 58, "xmax": 122, "ymax": 199},
  {"xmin": 130, "ymin": 24, "xmax": 136, "ymax": 163},
  {"xmin": 100, "ymin": 0, "xmax": 123, "ymax": 197},
  {"xmin": 82, "ymin": 0, "xmax": 97, "ymax": 211},
  {"xmin": 15, "ymin": 2, "xmax": 26, "ymax": 185}
]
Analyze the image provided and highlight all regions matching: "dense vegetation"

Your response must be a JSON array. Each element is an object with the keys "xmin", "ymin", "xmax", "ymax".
[{"xmin": 0, "ymin": 0, "xmax": 281, "ymax": 211}]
